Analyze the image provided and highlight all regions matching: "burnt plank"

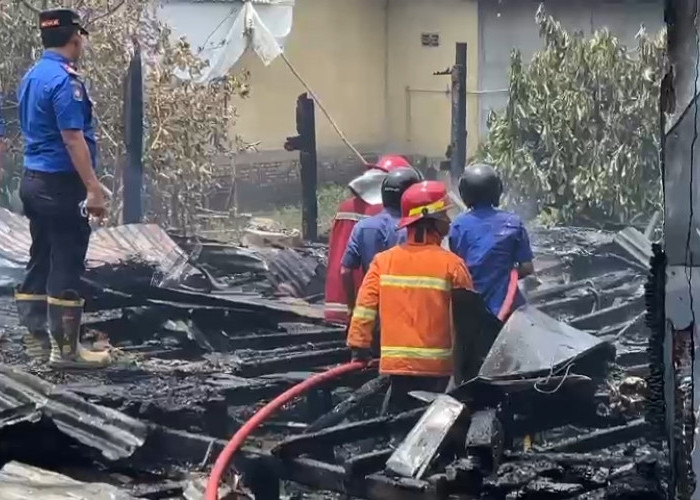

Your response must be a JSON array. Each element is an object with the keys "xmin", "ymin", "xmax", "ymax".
[
  {"xmin": 535, "ymin": 418, "xmax": 648, "ymax": 453},
  {"xmin": 272, "ymin": 408, "xmax": 423, "ymax": 458},
  {"xmin": 276, "ymin": 457, "xmax": 444, "ymax": 500},
  {"xmin": 344, "ymin": 449, "xmax": 393, "ymax": 477},
  {"xmin": 235, "ymin": 348, "xmax": 350, "ymax": 377},
  {"xmin": 227, "ymin": 329, "xmax": 344, "ymax": 350},
  {"xmin": 307, "ymin": 375, "xmax": 389, "ymax": 432},
  {"xmin": 569, "ymin": 297, "xmax": 645, "ymax": 331}
]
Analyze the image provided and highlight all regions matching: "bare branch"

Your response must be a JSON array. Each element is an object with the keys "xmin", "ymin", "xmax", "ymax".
[
  {"xmin": 17, "ymin": 0, "xmax": 39, "ymax": 14},
  {"xmin": 88, "ymin": 0, "xmax": 126, "ymax": 24}
]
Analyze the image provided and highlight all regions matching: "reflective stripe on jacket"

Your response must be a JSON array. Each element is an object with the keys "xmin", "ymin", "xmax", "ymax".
[
  {"xmin": 347, "ymin": 231, "xmax": 473, "ymax": 376},
  {"xmin": 324, "ymin": 196, "xmax": 382, "ymax": 324}
]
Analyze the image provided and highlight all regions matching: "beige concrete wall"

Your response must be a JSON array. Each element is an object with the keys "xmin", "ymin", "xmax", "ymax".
[
  {"xmin": 232, "ymin": 0, "xmax": 387, "ymax": 153},
  {"xmin": 386, "ymin": 0, "xmax": 480, "ymax": 158},
  {"xmin": 232, "ymin": 0, "xmax": 480, "ymax": 160}
]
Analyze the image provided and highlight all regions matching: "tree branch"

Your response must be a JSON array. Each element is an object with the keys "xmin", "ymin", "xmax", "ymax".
[
  {"xmin": 17, "ymin": 0, "xmax": 39, "ymax": 14},
  {"xmin": 88, "ymin": 0, "xmax": 126, "ymax": 24}
]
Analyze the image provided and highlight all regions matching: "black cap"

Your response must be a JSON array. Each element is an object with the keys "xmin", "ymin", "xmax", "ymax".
[{"xmin": 39, "ymin": 9, "xmax": 88, "ymax": 35}]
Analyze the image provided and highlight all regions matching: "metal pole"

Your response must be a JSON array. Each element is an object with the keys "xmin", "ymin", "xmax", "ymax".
[
  {"xmin": 299, "ymin": 94, "xmax": 318, "ymax": 241},
  {"xmin": 122, "ymin": 40, "xmax": 143, "ymax": 224},
  {"xmin": 450, "ymin": 42, "xmax": 467, "ymax": 184}
]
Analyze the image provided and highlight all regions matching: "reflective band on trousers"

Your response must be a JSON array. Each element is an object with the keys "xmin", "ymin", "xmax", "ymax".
[
  {"xmin": 381, "ymin": 346, "xmax": 452, "ymax": 359},
  {"xmin": 335, "ymin": 212, "xmax": 369, "ymax": 222},
  {"xmin": 352, "ymin": 306, "xmax": 377, "ymax": 321},
  {"xmin": 380, "ymin": 275, "xmax": 450, "ymax": 291},
  {"xmin": 325, "ymin": 302, "xmax": 349, "ymax": 313}
]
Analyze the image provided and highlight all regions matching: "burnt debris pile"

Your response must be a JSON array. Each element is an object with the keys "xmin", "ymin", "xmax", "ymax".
[{"xmin": 0, "ymin": 210, "xmax": 666, "ymax": 499}]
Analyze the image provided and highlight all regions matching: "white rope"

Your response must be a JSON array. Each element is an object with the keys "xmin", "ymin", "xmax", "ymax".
[
  {"xmin": 280, "ymin": 53, "xmax": 367, "ymax": 165},
  {"xmin": 533, "ymin": 362, "xmax": 574, "ymax": 394}
]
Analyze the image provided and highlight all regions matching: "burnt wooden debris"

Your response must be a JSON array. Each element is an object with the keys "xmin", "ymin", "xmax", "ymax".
[{"xmin": 0, "ymin": 225, "xmax": 667, "ymax": 499}]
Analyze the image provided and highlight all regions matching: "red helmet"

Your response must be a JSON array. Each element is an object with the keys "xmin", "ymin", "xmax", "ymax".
[
  {"xmin": 373, "ymin": 154, "xmax": 412, "ymax": 172},
  {"xmin": 397, "ymin": 181, "xmax": 451, "ymax": 229}
]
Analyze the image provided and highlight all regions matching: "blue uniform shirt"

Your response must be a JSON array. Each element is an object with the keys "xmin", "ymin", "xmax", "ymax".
[
  {"xmin": 18, "ymin": 51, "xmax": 96, "ymax": 173},
  {"xmin": 449, "ymin": 206, "xmax": 534, "ymax": 316},
  {"xmin": 341, "ymin": 208, "xmax": 406, "ymax": 273}
]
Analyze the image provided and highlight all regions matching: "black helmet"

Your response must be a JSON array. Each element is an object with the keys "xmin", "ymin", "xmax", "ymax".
[
  {"xmin": 458, "ymin": 163, "xmax": 503, "ymax": 208},
  {"xmin": 381, "ymin": 167, "xmax": 423, "ymax": 210}
]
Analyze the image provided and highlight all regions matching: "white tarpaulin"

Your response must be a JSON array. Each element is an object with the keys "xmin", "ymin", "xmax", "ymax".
[{"xmin": 156, "ymin": 0, "xmax": 295, "ymax": 82}]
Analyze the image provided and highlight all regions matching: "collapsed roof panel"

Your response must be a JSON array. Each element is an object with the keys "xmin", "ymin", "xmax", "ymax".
[
  {"xmin": 0, "ymin": 462, "xmax": 138, "ymax": 500},
  {"xmin": 0, "ymin": 365, "xmax": 148, "ymax": 460},
  {"xmin": 478, "ymin": 305, "xmax": 613, "ymax": 380}
]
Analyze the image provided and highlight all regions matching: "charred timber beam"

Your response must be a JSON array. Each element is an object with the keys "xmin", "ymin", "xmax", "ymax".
[
  {"xmin": 504, "ymin": 451, "xmax": 641, "ymax": 468},
  {"xmin": 569, "ymin": 297, "xmax": 645, "ymax": 331},
  {"xmin": 226, "ymin": 329, "xmax": 344, "ymax": 350},
  {"xmin": 535, "ymin": 418, "xmax": 648, "ymax": 453},
  {"xmin": 344, "ymin": 449, "xmax": 393, "ymax": 477},
  {"xmin": 276, "ymin": 457, "xmax": 444, "ymax": 500},
  {"xmin": 241, "ymin": 341, "xmax": 346, "ymax": 361},
  {"xmin": 235, "ymin": 348, "xmax": 350, "ymax": 377},
  {"xmin": 272, "ymin": 408, "xmax": 423, "ymax": 458},
  {"xmin": 537, "ymin": 285, "xmax": 640, "ymax": 318},
  {"xmin": 527, "ymin": 270, "xmax": 637, "ymax": 303},
  {"xmin": 306, "ymin": 376, "xmax": 390, "ymax": 432}
]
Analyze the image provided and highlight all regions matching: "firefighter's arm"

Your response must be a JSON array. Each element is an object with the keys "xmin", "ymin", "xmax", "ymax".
[
  {"xmin": 341, "ymin": 225, "xmax": 363, "ymax": 311},
  {"xmin": 451, "ymin": 258, "xmax": 474, "ymax": 291},
  {"xmin": 347, "ymin": 258, "xmax": 380, "ymax": 352}
]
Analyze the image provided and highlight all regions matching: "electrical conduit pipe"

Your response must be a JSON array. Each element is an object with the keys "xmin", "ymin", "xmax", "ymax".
[{"xmin": 205, "ymin": 360, "xmax": 372, "ymax": 500}]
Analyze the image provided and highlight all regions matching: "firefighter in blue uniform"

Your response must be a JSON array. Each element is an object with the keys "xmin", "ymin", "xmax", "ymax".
[
  {"xmin": 449, "ymin": 163, "xmax": 535, "ymax": 317},
  {"xmin": 16, "ymin": 8, "xmax": 110, "ymax": 368},
  {"xmin": 340, "ymin": 167, "xmax": 423, "ymax": 313}
]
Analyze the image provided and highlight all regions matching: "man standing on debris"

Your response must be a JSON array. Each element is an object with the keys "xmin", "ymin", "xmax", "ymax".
[
  {"xmin": 449, "ymin": 163, "xmax": 535, "ymax": 318},
  {"xmin": 347, "ymin": 180, "xmax": 473, "ymax": 414},
  {"xmin": 15, "ymin": 9, "xmax": 111, "ymax": 368},
  {"xmin": 324, "ymin": 155, "xmax": 414, "ymax": 325}
]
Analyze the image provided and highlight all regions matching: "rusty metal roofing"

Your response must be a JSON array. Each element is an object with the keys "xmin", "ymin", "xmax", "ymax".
[
  {"xmin": 0, "ymin": 365, "xmax": 148, "ymax": 460},
  {"xmin": 0, "ymin": 207, "xmax": 191, "ymax": 275}
]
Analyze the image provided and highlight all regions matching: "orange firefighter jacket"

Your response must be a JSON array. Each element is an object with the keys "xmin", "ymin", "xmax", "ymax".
[
  {"xmin": 324, "ymin": 197, "xmax": 382, "ymax": 324},
  {"xmin": 347, "ymin": 231, "xmax": 473, "ymax": 377}
]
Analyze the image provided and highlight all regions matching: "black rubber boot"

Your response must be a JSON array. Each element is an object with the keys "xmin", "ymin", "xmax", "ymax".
[
  {"xmin": 14, "ymin": 288, "xmax": 50, "ymax": 363},
  {"xmin": 47, "ymin": 290, "xmax": 111, "ymax": 369}
]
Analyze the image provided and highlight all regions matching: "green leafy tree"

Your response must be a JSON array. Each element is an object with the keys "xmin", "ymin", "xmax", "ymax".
[
  {"xmin": 477, "ymin": 5, "xmax": 664, "ymax": 224},
  {"xmin": 0, "ymin": 0, "xmax": 250, "ymax": 230}
]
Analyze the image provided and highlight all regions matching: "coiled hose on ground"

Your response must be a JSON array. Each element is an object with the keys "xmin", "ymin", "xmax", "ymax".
[{"xmin": 205, "ymin": 270, "xmax": 521, "ymax": 499}]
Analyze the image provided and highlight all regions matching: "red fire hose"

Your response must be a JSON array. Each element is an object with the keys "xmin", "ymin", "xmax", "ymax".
[
  {"xmin": 205, "ymin": 360, "xmax": 371, "ymax": 500},
  {"xmin": 497, "ymin": 269, "xmax": 520, "ymax": 322}
]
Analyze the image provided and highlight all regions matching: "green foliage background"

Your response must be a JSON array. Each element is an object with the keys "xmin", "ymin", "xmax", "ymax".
[{"xmin": 477, "ymin": 5, "xmax": 665, "ymax": 224}]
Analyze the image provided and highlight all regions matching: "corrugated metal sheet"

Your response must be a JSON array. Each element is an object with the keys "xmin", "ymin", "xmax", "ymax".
[
  {"xmin": 0, "ymin": 207, "xmax": 192, "ymax": 275},
  {"xmin": 0, "ymin": 365, "xmax": 148, "ymax": 461},
  {"xmin": 0, "ymin": 462, "xmax": 138, "ymax": 500}
]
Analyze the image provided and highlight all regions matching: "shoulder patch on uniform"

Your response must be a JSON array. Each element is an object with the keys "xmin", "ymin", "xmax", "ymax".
[{"xmin": 70, "ymin": 79, "xmax": 83, "ymax": 101}]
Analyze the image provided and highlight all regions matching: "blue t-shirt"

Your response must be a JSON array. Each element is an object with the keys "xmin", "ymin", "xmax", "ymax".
[
  {"xmin": 341, "ymin": 208, "xmax": 406, "ymax": 273},
  {"xmin": 449, "ymin": 206, "xmax": 534, "ymax": 316},
  {"xmin": 18, "ymin": 51, "xmax": 96, "ymax": 173}
]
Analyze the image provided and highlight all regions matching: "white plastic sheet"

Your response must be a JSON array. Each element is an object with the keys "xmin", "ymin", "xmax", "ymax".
[{"xmin": 157, "ymin": 0, "xmax": 295, "ymax": 82}]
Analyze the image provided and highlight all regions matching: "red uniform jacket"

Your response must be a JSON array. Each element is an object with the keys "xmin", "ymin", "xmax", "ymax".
[{"xmin": 324, "ymin": 196, "xmax": 382, "ymax": 324}]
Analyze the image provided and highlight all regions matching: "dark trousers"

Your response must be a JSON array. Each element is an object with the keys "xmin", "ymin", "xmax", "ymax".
[
  {"xmin": 19, "ymin": 170, "xmax": 90, "ymax": 298},
  {"xmin": 380, "ymin": 375, "xmax": 450, "ymax": 416}
]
